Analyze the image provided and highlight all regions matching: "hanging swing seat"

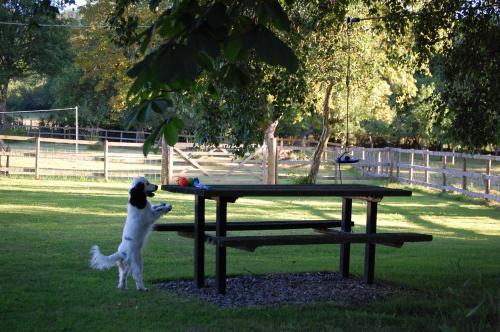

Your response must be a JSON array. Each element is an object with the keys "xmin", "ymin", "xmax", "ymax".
[{"xmin": 336, "ymin": 151, "xmax": 360, "ymax": 164}]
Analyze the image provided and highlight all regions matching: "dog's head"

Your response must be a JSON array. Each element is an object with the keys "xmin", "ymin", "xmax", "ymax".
[{"xmin": 129, "ymin": 177, "xmax": 158, "ymax": 209}]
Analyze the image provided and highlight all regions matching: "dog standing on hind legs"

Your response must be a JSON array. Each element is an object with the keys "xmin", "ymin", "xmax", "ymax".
[{"xmin": 90, "ymin": 177, "xmax": 172, "ymax": 291}]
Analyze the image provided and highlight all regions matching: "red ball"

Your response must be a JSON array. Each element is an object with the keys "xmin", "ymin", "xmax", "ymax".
[{"xmin": 177, "ymin": 177, "xmax": 189, "ymax": 186}]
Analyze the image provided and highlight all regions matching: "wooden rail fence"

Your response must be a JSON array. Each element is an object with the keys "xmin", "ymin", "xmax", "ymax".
[
  {"xmin": 350, "ymin": 147, "xmax": 500, "ymax": 202},
  {"xmin": 1, "ymin": 135, "xmax": 498, "ymax": 202}
]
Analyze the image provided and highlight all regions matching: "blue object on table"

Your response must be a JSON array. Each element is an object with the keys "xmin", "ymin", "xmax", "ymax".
[{"xmin": 192, "ymin": 178, "xmax": 211, "ymax": 190}]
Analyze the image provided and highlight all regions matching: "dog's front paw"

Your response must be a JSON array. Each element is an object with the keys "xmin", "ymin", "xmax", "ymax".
[{"xmin": 156, "ymin": 203, "xmax": 172, "ymax": 214}]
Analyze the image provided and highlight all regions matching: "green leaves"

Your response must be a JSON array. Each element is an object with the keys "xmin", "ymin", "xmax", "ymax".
[
  {"xmin": 157, "ymin": 44, "xmax": 200, "ymax": 85},
  {"xmin": 222, "ymin": 21, "xmax": 298, "ymax": 74},
  {"xmin": 164, "ymin": 117, "xmax": 184, "ymax": 146},
  {"xmin": 142, "ymin": 117, "xmax": 185, "ymax": 156},
  {"xmin": 124, "ymin": 0, "xmax": 299, "ymax": 96},
  {"xmin": 148, "ymin": 0, "xmax": 161, "ymax": 11},
  {"xmin": 124, "ymin": 98, "xmax": 173, "ymax": 130},
  {"xmin": 187, "ymin": 27, "xmax": 221, "ymax": 58},
  {"xmin": 114, "ymin": 0, "xmax": 300, "ymax": 151},
  {"xmin": 127, "ymin": 43, "xmax": 200, "ymax": 89},
  {"xmin": 253, "ymin": 26, "xmax": 298, "ymax": 73},
  {"xmin": 222, "ymin": 64, "xmax": 250, "ymax": 88},
  {"xmin": 256, "ymin": 0, "xmax": 291, "ymax": 31}
]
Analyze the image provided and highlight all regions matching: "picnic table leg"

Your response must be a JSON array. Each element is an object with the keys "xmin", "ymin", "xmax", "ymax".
[
  {"xmin": 194, "ymin": 196, "xmax": 205, "ymax": 288},
  {"xmin": 340, "ymin": 198, "xmax": 352, "ymax": 278},
  {"xmin": 364, "ymin": 201, "xmax": 378, "ymax": 284},
  {"xmin": 215, "ymin": 197, "xmax": 228, "ymax": 294}
]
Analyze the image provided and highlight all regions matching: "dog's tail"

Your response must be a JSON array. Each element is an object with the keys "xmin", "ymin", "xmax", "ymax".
[{"xmin": 89, "ymin": 245, "xmax": 126, "ymax": 270}]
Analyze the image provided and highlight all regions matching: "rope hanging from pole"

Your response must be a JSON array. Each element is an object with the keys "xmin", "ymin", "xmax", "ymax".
[
  {"xmin": 336, "ymin": 17, "xmax": 361, "ymax": 184},
  {"xmin": 337, "ymin": 17, "xmax": 360, "ymax": 165}
]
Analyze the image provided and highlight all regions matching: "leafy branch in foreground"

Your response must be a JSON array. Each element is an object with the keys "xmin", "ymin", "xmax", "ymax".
[{"xmin": 109, "ymin": 0, "xmax": 299, "ymax": 155}]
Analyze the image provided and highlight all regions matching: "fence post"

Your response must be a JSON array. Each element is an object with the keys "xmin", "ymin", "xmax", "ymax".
[
  {"xmin": 262, "ymin": 143, "xmax": 267, "ymax": 183},
  {"xmin": 396, "ymin": 149, "xmax": 401, "ymax": 179},
  {"xmin": 161, "ymin": 137, "xmax": 173, "ymax": 185},
  {"xmin": 462, "ymin": 157, "xmax": 467, "ymax": 191},
  {"xmin": 35, "ymin": 136, "xmax": 41, "ymax": 179},
  {"xmin": 442, "ymin": 155, "xmax": 447, "ymax": 192},
  {"xmin": 334, "ymin": 148, "xmax": 339, "ymax": 180},
  {"xmin": 409, "ymin": 150, "xmax": 414, "ymax": 182},
  {"xmin": 104, "ymin": 140, "xmax": 109, "ymax": 181},
  {"xmin": 5, "ymin": 146, "xmax": 9, "ymax": 175},
  {"xmin": 274, "ymin": 138, "xmax": 279, "ymax": 184},
  {"xmin": 424, "ymin": 149, "xmax": 430, "ymax": 184},
  {"xmin": 75, "ymin": 106, "xmax": 79, "ymax": 153},
  {"xmin": 389, "ymin": 148, "xmax": 394, "ymax": 179},
  {"xmin": 267, "ymin": 137, "xmax": 277, "ymax": 185},
  {"xmin": 361, "ymin": 147, "xmax": 366, "ymax": 175},
  {"xmin": 484, "ymin": 158, "xmax": 491, "ymax": 197},
  {"xmin": 376, "ymin": 151, "xmax": 381, "ymax": 175}
]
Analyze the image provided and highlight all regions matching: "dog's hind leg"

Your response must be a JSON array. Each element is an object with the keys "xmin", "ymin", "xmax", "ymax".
[
  {"xmin": 117, "ymin": 260, "xmax": 128, "ymax": 290},
  {"xmin": 131, "ymin": 253, "xmax": 147, "ymax": 291}
]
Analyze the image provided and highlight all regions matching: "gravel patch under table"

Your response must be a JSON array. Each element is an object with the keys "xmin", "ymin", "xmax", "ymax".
[{"xmin": 156, "ymin": 272, "xmax": 402, "ymax": 307}]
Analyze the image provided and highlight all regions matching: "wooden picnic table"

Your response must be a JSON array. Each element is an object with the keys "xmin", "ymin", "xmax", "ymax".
[{"xmin": 159, "ymin": 184, "xmax": 432, "ymax": 294}]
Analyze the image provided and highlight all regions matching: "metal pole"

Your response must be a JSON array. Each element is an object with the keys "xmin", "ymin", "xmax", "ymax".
[
  {"xmin": 345, "ymin": 20, "xmax": 351, "ymax": 150},
  {"xmin": 104, "ymin": 140, "xmax": 109, "ymax": 181},
  {"xmin": 344, "ymin": 17, "xmax": 360, "ymax": 153},
  {"xmin": 75, "ymin": 106, "xmax": 79, "ymax": 153},
  {"xmin": 35, "ymin": 136, "xmax": 41, "ymax": 179}
]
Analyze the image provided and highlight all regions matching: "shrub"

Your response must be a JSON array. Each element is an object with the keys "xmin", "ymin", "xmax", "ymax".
[
  {"xmin": 5, "ymin": 127, "xmax": 28, "ymax": 136},
  {"xmin": 290, "ymin": 175, "xmax": 310, "ymax": 185}
]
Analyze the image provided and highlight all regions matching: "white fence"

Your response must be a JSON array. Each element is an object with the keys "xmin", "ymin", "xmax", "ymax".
[
  {"xmin": 350, "ymin": 147, "xmax": 500, "ymax": 202},
  {"xmin": 1, "ymin": 135, "xmax": 499, "ymax": 202},
  {"xmin": 0, "ymin": 135, "xmax": 266, "ymax": 184},
  {"xmin": 2, "ymin": 124, "xmax": 196, "ymax": 143}
]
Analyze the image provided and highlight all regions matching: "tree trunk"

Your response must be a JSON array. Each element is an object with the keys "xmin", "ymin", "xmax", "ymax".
[
  {"xmin": 0, "ymin": 79, "xmax": 9, "ymax": 126},
  {"xmin": 264, "ymin": 118, "xmax": 280, "ymax": 184},
  {"xmin": 308, "ymin": 82, "xmax": 334, "ymax": 184}
]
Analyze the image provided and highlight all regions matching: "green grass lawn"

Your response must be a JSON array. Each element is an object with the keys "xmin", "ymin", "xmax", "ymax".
[{"xmin": 0, "ymin": 178, "xmax": 498, "ymax": 331}]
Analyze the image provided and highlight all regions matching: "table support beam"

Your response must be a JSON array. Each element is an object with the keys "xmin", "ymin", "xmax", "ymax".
[
  {"xmin": 215, "ymin": 198, "xmax": 228, "ymax": 294},
  {"xmin": 364, "ymin": 201, "xmax": 378, "ymax": 284},
  {"xmin": 340, "ymin": 198, "xmax": 352, "ymax": 277},
  {"xmin": 194, "ymin": 196, "xmax": 205, "ymax": 288}
]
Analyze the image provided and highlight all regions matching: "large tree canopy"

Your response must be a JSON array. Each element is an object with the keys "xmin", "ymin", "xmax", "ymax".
[
  {"xmin": 364, "ymin": 0, "xmax": 499, "ymax": 150},
  {"xmin": 0, "ymin": 0, "xmax": 71, "ymax": 120},
  {"xmin": 434, "ymin": 5, "xmax": 499, "ymax": 150},
  {"xmin": 110, "ymin": 0, "xmax": 300, "ymax": 154},
  {"xmin": 71, "ymin": 0, "xmax": 497, "ymax": 154}
]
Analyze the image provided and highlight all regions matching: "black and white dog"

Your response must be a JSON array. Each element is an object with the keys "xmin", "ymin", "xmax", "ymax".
[{"xmin": 90, "ymin": 177, "xmax": 172, "ymax": 291}]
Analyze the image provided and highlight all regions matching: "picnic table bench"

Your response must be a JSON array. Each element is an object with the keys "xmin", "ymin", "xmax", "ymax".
[{"xmin": 155, "ymin": 184, "xmax": 433, "ymax": 294}]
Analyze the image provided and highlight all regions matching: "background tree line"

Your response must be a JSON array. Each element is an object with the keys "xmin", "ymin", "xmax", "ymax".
[{"xmin": 1, "ymin": 0, "xmax": 498, "ymax": 155}]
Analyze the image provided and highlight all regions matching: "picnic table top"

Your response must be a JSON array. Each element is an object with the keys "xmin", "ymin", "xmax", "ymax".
[{"xmin": 162, "ymin": 184, "xmax": 412, "ymax": 198}]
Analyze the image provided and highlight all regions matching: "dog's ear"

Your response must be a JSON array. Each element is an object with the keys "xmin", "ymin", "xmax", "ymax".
[{"xmin": 129, "ymin": 182, "xmax": 147, "ymax": 209}]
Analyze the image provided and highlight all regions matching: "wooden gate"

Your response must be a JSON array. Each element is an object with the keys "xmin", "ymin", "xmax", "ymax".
[{"xmin": 163, "ymin": 143, "xmax": 265, "ymax": 184}]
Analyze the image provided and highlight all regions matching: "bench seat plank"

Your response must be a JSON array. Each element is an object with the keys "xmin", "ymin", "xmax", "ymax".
[
  {"xmin": 154, "ymin": 220, "xmax": 351, "ymax": 232},
  {"xmin": 205, "ymin": 232, "xmax": 433, "ymax": 252},
  {"xmin": 315, "ymin": 228, "xmax": 404, "ymax": 248}
]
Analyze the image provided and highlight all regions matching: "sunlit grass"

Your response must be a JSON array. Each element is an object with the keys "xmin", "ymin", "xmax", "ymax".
[{"xmin": 0, "ymin": 177, "xmax": 499, "ymax": 331}]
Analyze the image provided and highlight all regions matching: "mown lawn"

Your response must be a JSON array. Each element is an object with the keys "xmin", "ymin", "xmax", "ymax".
[{"xmin": 0, "ymin": 177, "xmax": 498, "ymax": 331}]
